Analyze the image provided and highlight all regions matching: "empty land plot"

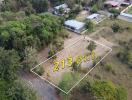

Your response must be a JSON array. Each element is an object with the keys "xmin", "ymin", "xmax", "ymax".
[{"xmin": 31, "ymin": 37, "xmax": 111, "ymax": 93}]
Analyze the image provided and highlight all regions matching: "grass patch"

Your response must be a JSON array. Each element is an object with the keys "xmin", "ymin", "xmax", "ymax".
[
  {"xmin": 33, "ymin": 65, "xmax": 44, "ymax": 76},
  {"xmin": 58, "ymin": 72, "xmax": 81, "ymax": 92}
]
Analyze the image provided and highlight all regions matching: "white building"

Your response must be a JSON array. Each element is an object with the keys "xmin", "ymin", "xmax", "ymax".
[
  {"xmin": 87, "ymin": 13, "xmax": 100, "ymax": 20},
  {"xmin": 86, "ymin": 13, "xmax": 106, "ymax": 24},
  {"xmin": 64, "ymin": 20, "xmax": 85, "ymax": 34},
  {"xmin": 53, "ymin": 3, "xmax": 70, "ymax": 16}
]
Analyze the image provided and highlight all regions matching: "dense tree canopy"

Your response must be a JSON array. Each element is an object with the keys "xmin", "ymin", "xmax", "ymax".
[
  {"xmin": 0, "ymin": 48, "xmax": 21, "ymax": 81},
  {"xmin": 78, "ymin": 80, "xmax": 127, "ymax": 100},
  {"xmin": 0, "ymin": 13, "xmax": 63, "ymax": 59},
  {"xmin": 0, "ymin": 12, "xmax": 64, "ymax": 100},
  {"xmin": 0, "ymin": 48, "xmax": 37, "ymax": 100}
]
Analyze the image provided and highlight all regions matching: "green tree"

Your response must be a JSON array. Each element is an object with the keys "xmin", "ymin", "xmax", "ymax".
[
  {"xmin": 111, "ymin": 23, "xmax": 120, "ymax": 33},
  {"xmin": 59, "ymin": 7, "xmax": 65, "ymax": 14},
  {"xmin": 117, "ymin": 50, "xmax": 132, "ymax": 67},
  {"xmin": 0, "ymin": 80, "xmax": 37, "ymax": 100},
  {"xmin": 72, "ymin": 62, "xmax": 81, "ymax": 72},
  {"xmin": 91, "ymin": 4, "xmax": 98, "ymax": 13},
  {"xmin": 87, "ymin": 41, "xmax": 97, "ymax": 52},
  {"xmin": 48, "ymin": 48, "xmax": 56, "ymax": 59},
  {"xmin": 79, "ymin": 80, "xmax": 127, "ymax": 100},
  {"xmin": 22, "ymin": 47, "xmax": 37, "ymax": 71},
  {"xmin": 0, "ymin": 80, "xmax": 9, "ymax": 100},
  {"xmin": 85, "ymin": 20, "xmax": 94, "ymax": 32},
  {"xmin": 91, "ymin": 81, "xmax": 121, "ymax": 100},
  {"xmin": 109, "ymin": 9, "xmax": 120, "ymax": 19},
  {"xmin": 32, "ymin": 0, "xmax": 48, "ymax": 13},
  {"xmin": 33, "ymin": 65, "xmax": 44, "ymax": 76},
  {"xmin": 0, "ymin": 48, "xmax": 21, "ymax": 81}
]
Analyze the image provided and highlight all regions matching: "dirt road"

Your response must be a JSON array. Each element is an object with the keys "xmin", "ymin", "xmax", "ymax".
[{"xmin": 21, "ymin": 72, "xmax": 59, "ymax": 100}]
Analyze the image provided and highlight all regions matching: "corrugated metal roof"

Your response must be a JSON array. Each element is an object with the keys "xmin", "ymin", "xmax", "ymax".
[
  {"xmin": 64, "ymin": 20, "xmax": 85, "ymax": 30},
  {"xmin": 54, "ymin": 4, "xmax": 68, "ymax": 10},
  {"xmin": 87, "ymin": 13, "xmax": 100, "ymax": 19}
]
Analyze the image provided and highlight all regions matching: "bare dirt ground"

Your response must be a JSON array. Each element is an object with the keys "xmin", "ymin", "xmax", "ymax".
[
  {"xmin": 27, "ymin": 26, "xmax": 116, "ymax": 99},
  {"xmin": 76, "ymin": 10, "xmax": 89, "ymax": 21},
  {"xmin": 21, "ymin": 72, "xmax": 59, "ymax": 100},
  {"xmin": 36, "ymin": 29, "xmax": 111, "ymax": 87}
]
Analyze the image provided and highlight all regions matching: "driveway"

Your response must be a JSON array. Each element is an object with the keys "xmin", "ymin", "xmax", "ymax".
[{"xmin": 21, "ymin": 72, "xmax": 59, "ymax": 100}]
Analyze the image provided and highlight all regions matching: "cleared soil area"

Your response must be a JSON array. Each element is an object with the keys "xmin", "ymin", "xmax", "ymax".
[
  {"xmin": 37, "ymin": 36, "xmax": 109, "ymax": 85},
  {"xmin": 35, "ymin": 29, "xmax": 111, "ymax": 93},
  {"xmin": 75, "ymin": 10, "xmax": 89, "ymax": 21}
]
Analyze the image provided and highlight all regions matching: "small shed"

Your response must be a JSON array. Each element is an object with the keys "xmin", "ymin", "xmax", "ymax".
[{"xmin": 64, "ymin": 20, "xmax": 85, "ymax": 34}]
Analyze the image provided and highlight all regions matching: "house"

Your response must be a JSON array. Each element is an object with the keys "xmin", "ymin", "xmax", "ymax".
[
  {"xmin": 104, "ymin": 1, "xmax": 120, "ymax": 7},
  {"xmin": 86, "ymin": 13, "xmax": 106, "ymax": 24},
  {"xmin": 64, "ymin": 20, "xmax": 85, "ymax": 34},
  {"xmin": 86, "ymin": 13, "xmax": 100, "ymax": 20},
  {"xmin": 53, "ymin": 3, "xmax": 70, "ymax": 16}
]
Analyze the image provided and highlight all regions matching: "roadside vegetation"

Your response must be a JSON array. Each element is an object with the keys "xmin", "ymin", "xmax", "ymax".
[
  {"xmin": 59, "ymin": 77, "xmax": 127, "ymax": 100},
  {"xmin": 0, "ymin": 48, "xmax": 37, "ymax": 100}
]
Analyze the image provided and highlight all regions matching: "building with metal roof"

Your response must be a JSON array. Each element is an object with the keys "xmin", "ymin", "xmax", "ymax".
[
  {"xmin": 86, "ymin": 13, "xmax": 100, "ymax": 20},
  {"xmin": 64, "ymin": 20, "xmax": 85, "ymax": 34},
  {"xmin": 53, "ymin": 3, "xmax": 70, "ymax": 16},
  {"xmin": 86, "ymin": 13, "xmax": 106, "ymax": 24}
]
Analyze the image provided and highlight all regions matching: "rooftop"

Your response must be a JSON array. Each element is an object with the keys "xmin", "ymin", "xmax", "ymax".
[
  {"xmin": 54, "ymin": 3, "xmax": 68, "ymax": 10},
  {"xmin": 64, "ymin": 20, "xmax": 85, "ymax": 30},
  {"xmin": 105, "ymin": 1, "xmax": 120, "ymax": 6},
  {"xmin": 87, "ymin": 13, "xmax": 100, "ymax": 19}
]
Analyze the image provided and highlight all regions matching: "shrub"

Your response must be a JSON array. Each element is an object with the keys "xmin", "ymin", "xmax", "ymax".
[
  {"xmin": 109, "ymin": 9, "xmax": 120, "ymax": 19},
  {"xmin": 58, "ymin": 73, "xmax": 80, "ymax": 92},
  {"xmin": 105, "ymin": 63, "xmax": 113, "ymax": 71},
  {"xmin": 48, "ymin": 48, "xmax": 56, "ymax": 59},
  {"xmin": 87, "ymin": 41, "xmax": 97, "ymax": 52},
  {"xmin": 91, "ymin": 5, "xmax": 98, "ymax": 13},
  {"xmin": 109, "ymin": 9, "xmax": 120, "ymax": 15},
  {"xmin": 53, "ymin": 37, "xmax": 64, "ymax": 51},
  {"xmin": 72, "ymin": 62, "xmax": 81, "ymax": 72},
  {"xmin": 34, "ymin": 65, "xmax": 44, "ymax": 76},
  {"xmin": 59, "ymin": 30, "xmax": 69, "ymax": 38},
  {"xmin": 111, "ymin": 23, "xmax": 121, "ymax": 33},
  {"xmin": 85, "ymin": 20, "xmax": 94, "ymax": 32},
  {"xmin": 117, "ymin": 50, "xmax": 132, "ymax": 67},
  {"xmin": 59, "ymin": 7, "xmax": 65, "ymax": 14},
  {"xmin": 79, "ymin": 80, "xmax": 127, "ymax": 100},
  {"xmin": 116, "ymin": 87, "xmax": 127, "ymax": 100}
]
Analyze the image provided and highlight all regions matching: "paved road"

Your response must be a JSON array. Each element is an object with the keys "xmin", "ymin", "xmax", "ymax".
[
  {"xmin": 118, "ymin": 15, "xmax": 132, "ymax": 22},
  {"xmin": 21, "ymin": 72, "xmax": 59, "ymax": 100}
]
